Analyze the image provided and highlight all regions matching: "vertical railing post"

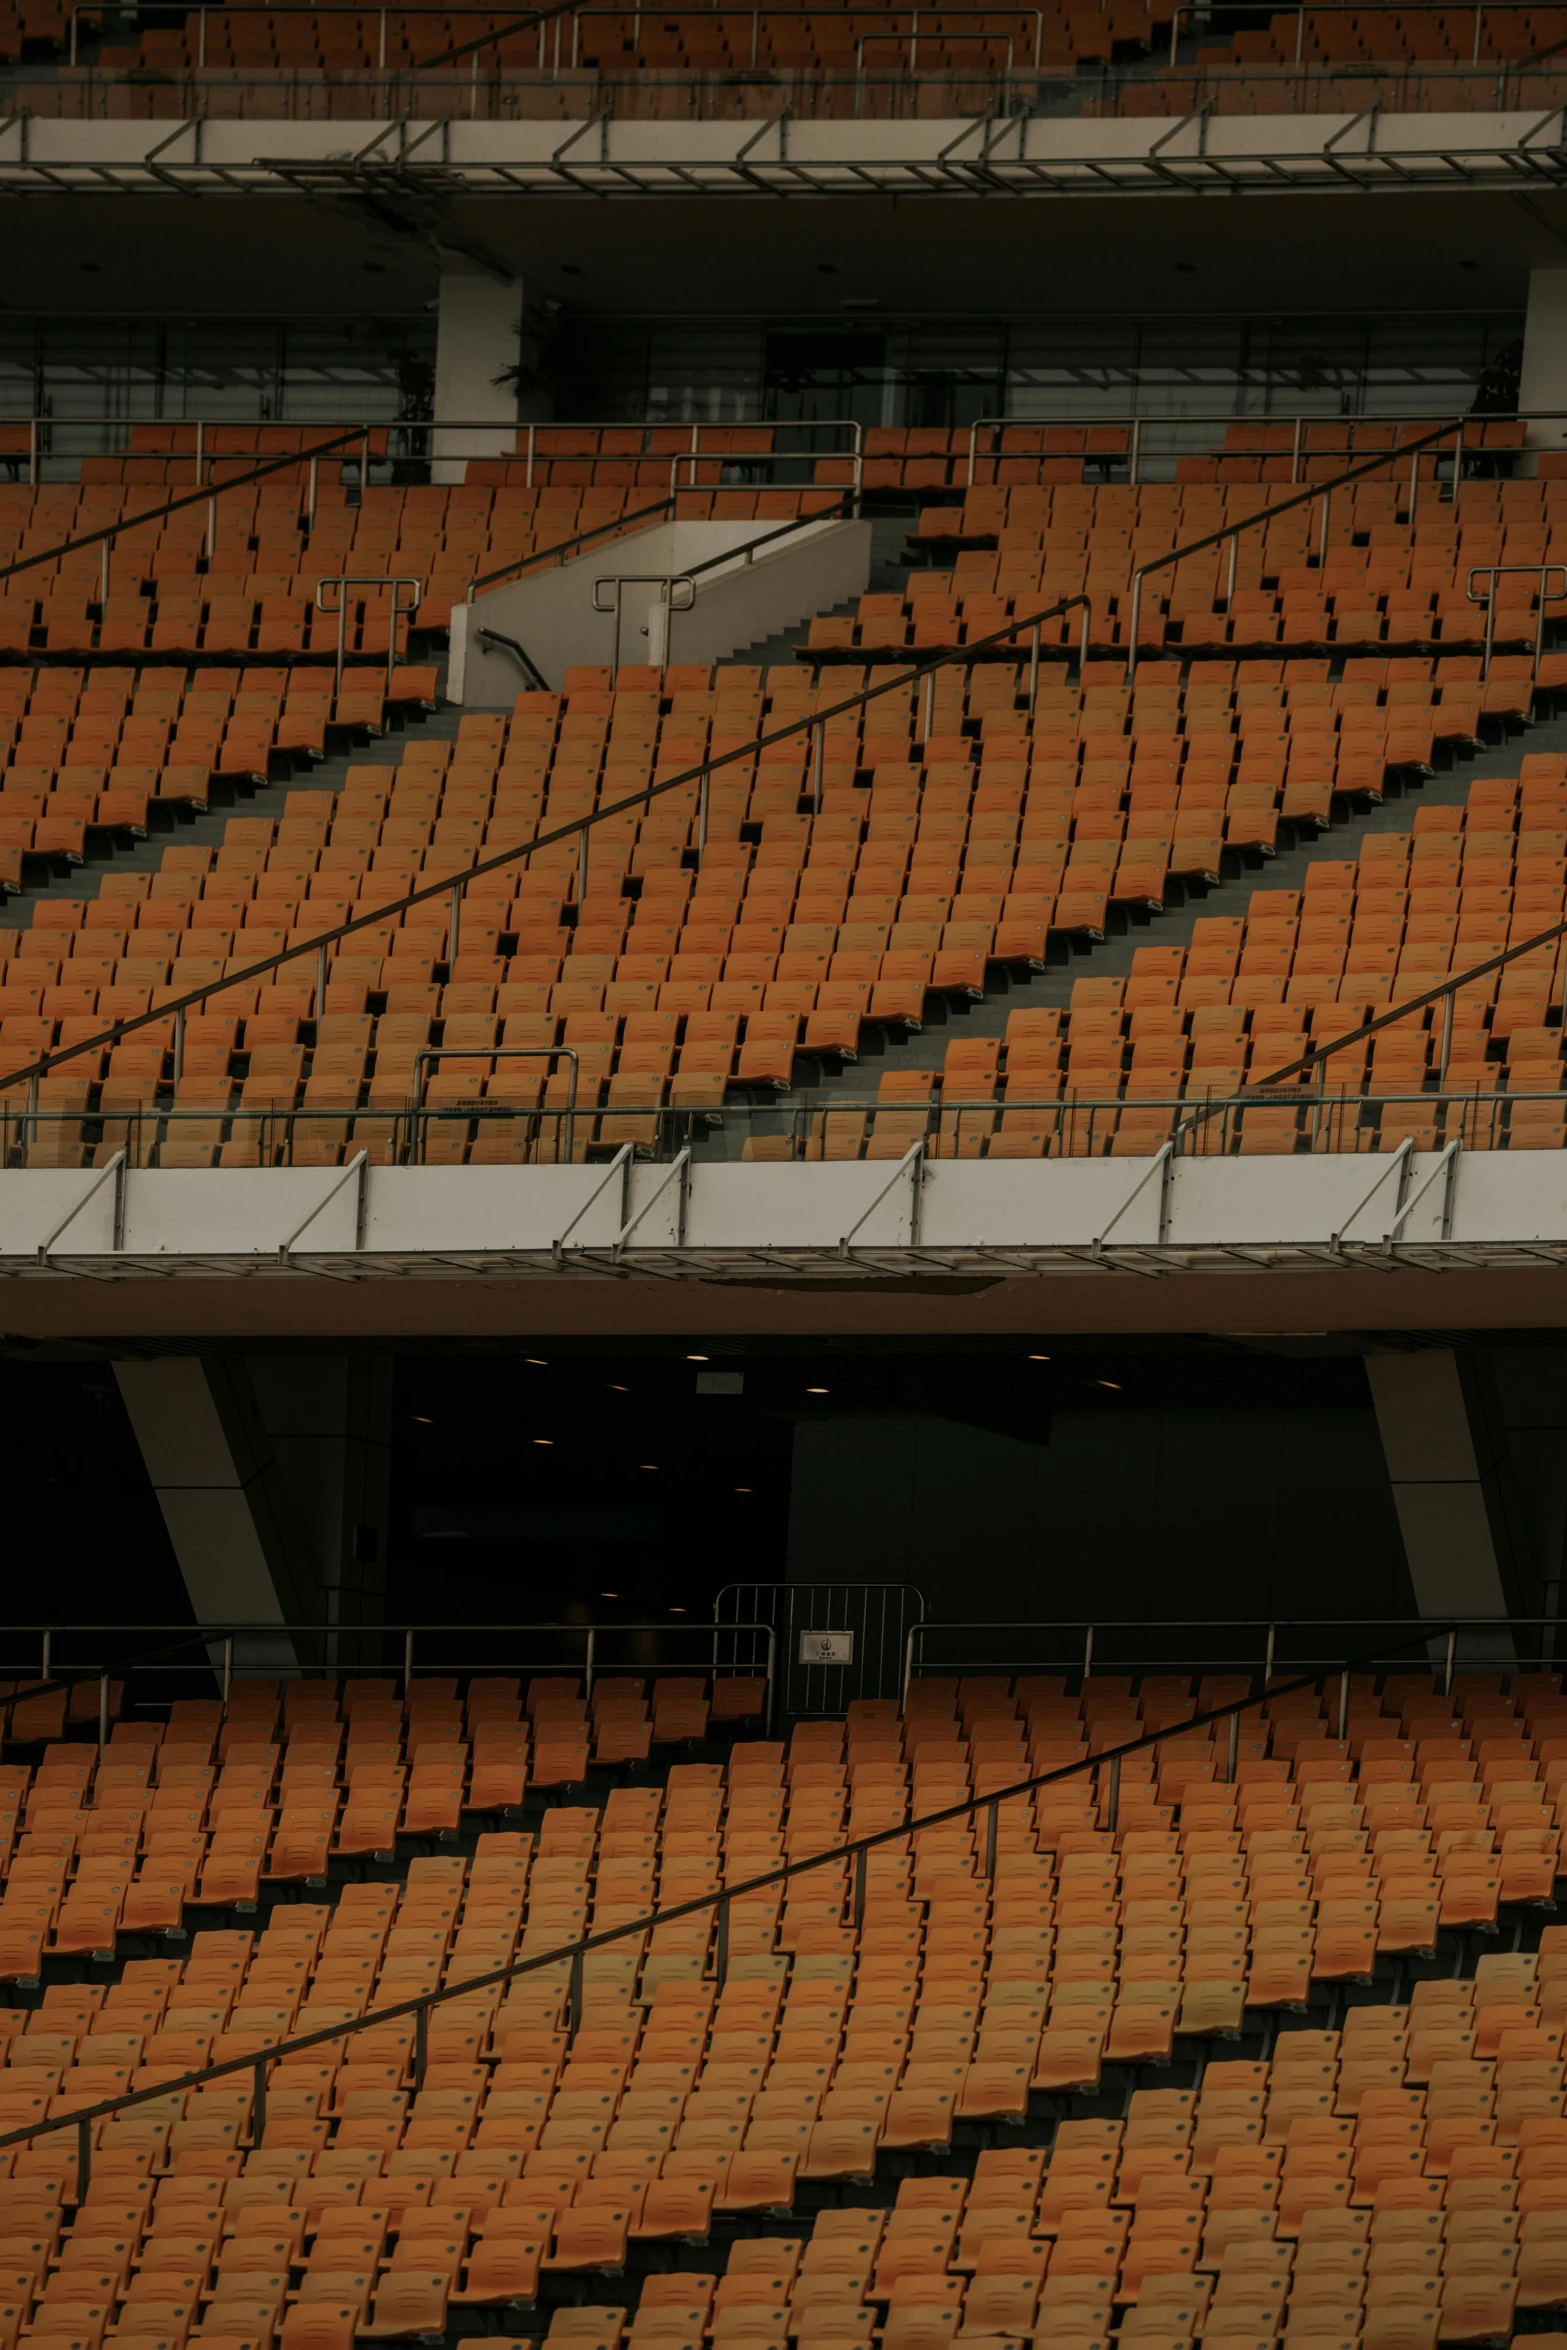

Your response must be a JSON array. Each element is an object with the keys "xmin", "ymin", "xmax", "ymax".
[
  {"xmin": 853, "ymin": 1843, "xmax": 867, "ymax": 1927},
  {"xmin": 714, "ymin": 1896, "xmax": 729, "ymax": 1987},
  {"xmin": 1317, "ymin": 487, "xmax": 1331, "ymax": 565},
  {"xmin": 1337, "ymin": 1668, "xmax": 1349, "ymax": 1742},
  {"xmin": 984, "ymin": 1798, "xmax": 998, "ymax": 1877},
  {"xmin": 1226, "ymin": 1708, "xmax": 1239, "ymax": 1784},
  {"xmin": 253, "ymin": 2057, "xmax": 267, "ymax": 2146},
  {"xmin": 584, "ymin": 1625, "xmax": 596, "ymax": 1704},
  {"xmin": 1105, "ymin": 1752, "xmax": 1121, "ymax": 1831},
  {"xmin": 98, "ymin": 1672, "xmax": 109, "ymax": 1756},
  {"xmin": 403, "ymin": 1628, "xmax": 414, "ymax": 1695},
  {"xmin": 812, "ymin": 719, "xmax": 824, "ymax": 816},
  {"xmin": 1264, "ymin": 1623, "xmax": 1277, "ymax": 1686},
  {"xmin": 1290, "ymin": 417, "xmax": 1303, "ymax": 484},
  {"xmin": 1444, "ymin": 1628, "xmax": 1457, "ymax": 1697},
  {"xmin": 77, "ymin": 2116, "xmax": 91, "ymax": 2200},
  {"xmin": 568, "ymin": 1948, "xmax": 584, "ymax": 2033},
  {"xmin": 1082, "ymin": 1623, "xmax": 1093, "ymax": 1686},
  {"xmin": 1028, "ymin": 622, "xmax": 1040, "ymax": 722},
  {"xmin": 1126, "ymin": 576, "xmax": 1142, "ymax": 685},
  {"xmin": 449, "ymin": 884, "xmax": 462, "ymax": 965},
  {"xmin": 414, "ymin": 2001, "xmax": 428, "ymax": 2089}
]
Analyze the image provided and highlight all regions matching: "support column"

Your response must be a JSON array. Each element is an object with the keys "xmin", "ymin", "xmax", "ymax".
[
  {"xmin": 1517, "ymin": 267, "xmax": 1567, "ymax": 454},
  {"xmin": 113, "ymin": 1358, "xmax": 315, "ymax": 1657},
  {"xmin": 1365, "ymin": 1350, "xmax": 1521, "ymax": 1639},
  {"xmin": 432, "ymin": 262, "xmax": 521, "ymax": 486},
  {"xmin": 114, "ymin": 1355, "xmax": 394, "ymax": 1664}
]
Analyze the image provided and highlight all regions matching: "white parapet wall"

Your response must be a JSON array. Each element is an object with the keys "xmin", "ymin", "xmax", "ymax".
[
  {"xmin": 447, "ymin": 516, "xmax": 872, "ymax": 702},
  {"xmin": 2, "ymin": 1146, "xmax": 1567, "ymax": 1275}
]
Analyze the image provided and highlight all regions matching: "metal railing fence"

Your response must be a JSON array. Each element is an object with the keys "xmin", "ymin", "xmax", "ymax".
[
  {"xmin": 7, "ymin": 1089, "xmax": 1567, "ymax": 1175},
  {"xmin": 906, "ymin": 1614, "xmax": 1567, "ymax": 1687},
  {"xmin": 0, "ymin": 1616, "xmax": 777, "ymax": 1719},
  {"xmin": 0, "ymin": 1617, "xmax": 1459, "ymax": 2193},
  {"xmin": 0, "ymin": 413, "xmax": 862, "ymax": 494}
]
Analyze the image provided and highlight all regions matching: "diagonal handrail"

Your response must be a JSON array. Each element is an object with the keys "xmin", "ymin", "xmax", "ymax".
[
  {"xmin": 1124, "ymin": 414, "xmax": 1466, "ymax": 682},
  {"xmin": 0, "ymin": 427, "xmax": 370, "ymax": 593},
  {"xmin": 0, "ymin": 1617, "xmax": 1457, "ymax": 2168}
]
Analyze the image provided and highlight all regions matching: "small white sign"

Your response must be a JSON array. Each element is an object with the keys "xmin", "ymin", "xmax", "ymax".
[{"xmin": 799, "ymin": 1630, "xmax": 855, "ymax": 1665}]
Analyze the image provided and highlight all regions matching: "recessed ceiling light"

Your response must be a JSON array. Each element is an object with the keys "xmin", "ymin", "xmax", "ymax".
[
  {"xmin": 411, "ymin": 1415, "xmax": 432, "ymax": 1423},
  {"xmin": 533, "ymin": 1437, "xmax": 553, "ymax": 1446},
  {"xmin": 735, "ymin": 1487, "xmax": 752, "ymax": 1494},
  {"xmin": 806, "ymin": 1386, "xmax": 828, "ymax": 1394},
  {"xmin": 687, "ymin": 1353, "xmax": 709, "ymax": 1361},
  {"xmin": 640, "ymin": 1463, "xmax": 658, "ymax": 1470},
  {"xmin": 609, "ymin": 1383, "xmax": 628, "ymax": 1391},
  {"xmin": 526, "ymin": 1357, "xmax": 548, "ymax": 1365},
  {"xmin": 1029, "ymin": 1354, "xmax": 1050, "ymax": 1361},
  {"xmin": 670, "ymin": 1606, "xmax": 686, "ymax": 1613},
  {"xmin": 1095, "ymin": 1379, "xmax": 1121, "ymax": 1390},
  {"xmin": 601, "ymin": 1591, "xmax": 619, "ymax": 1598}
]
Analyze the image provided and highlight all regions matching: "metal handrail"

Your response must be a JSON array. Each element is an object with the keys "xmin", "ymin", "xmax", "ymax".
[
  {"xmin": 411, "ymin": 1043, "xmax": 579, "ymax": 1164},
  {"xmin": 1124, "ymin": 413, "xmax": 1467, "ymax": 683},
  {"xmin": 906, "ymin": 1613, "xmax": 1567, "ymax": 1695},
  {"xmin": 1465, "ymin": 561, "xmax": 1567, "ymax": 683},
  {"xmin": 954, "ymin": 408, "xmax": 1547, "ymax": 490},
  {"xmin": 314, "ymin": 572, "xmax": 422, "ymax": 698},
  {"xmin": 0, "ymin": 413, "xmax": 863, "ymax": 495},
  {"xmin": 0, "ymin": 1616, "xmax": 1454, "ymax": 2193},
  {"xmin": 583, "ymin": 496, "xmax": 858, "ymax": 667}
]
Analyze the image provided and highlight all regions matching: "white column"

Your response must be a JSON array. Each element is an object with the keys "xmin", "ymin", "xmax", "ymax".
[
  {"xmin": 1365, "ymin": 1351, "xmax": 1514, "ymax": 1649},
  {"xmin": 1517, "ymin": 267, "xmax": 1567, "ymax": 454},
  {"xmin": 432, "ymin": 262, "xmax": 521, "ymax": 486}
]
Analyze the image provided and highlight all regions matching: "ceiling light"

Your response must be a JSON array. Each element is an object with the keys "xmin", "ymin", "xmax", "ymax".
[
  {"xmin": 526, "ymin": 1357, "xmax": 548, "ymax": 1365},
  {"xmin": 410, "ymin": 1415, "xmax": 432, "ymax": 1424},
  {"xmin": 601, "ymin": 1592, "xmax": 619, "ymax": 1598},
  {"xmin": 1096, "ymin": 1379, "xmax": 1121, "ymax": 1390},
  {"xmin": 533, "ymin": 1438, "xmax": 553, "ymax": 1446},
  {"xmin": 609, "ymin": 1383, "xmax": 628, "ymax": 1391},
  {"xmin": 640, "ymin": 1463, "xmax": 658, "ymax": 1470},
  {"xmin": 687, "ymin": 1353, "xmax": 709, "ymax": 1361},
  {"xmin": 735, "ymin": 1487, "xmax": 752, "ymax": 1494},
  {"xmin": 1029, "ymin": 1354, "xmax": 1050, "ymax": 1362},
  {"xmin": 806, "ymin": 1386, "xmax": 828, "ymax": 1394},
  {"xmin": 670, "ymin": 1606, "xmax": 686, "ymax": 1613}
]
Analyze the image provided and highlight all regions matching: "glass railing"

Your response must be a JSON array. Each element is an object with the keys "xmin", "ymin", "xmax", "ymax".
[
  {"xmin": 0, "ymin": 1086, "xmax": 1556, "ymax": 1168},
  {"xmin": 7, "ymin": 56, "xmax": 1567, "ymax": 123}
]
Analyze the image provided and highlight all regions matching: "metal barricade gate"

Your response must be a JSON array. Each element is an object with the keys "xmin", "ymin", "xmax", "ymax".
[{"xmin": 715, "ymin": 1582, "xmax": 925, "ymax": 1716}]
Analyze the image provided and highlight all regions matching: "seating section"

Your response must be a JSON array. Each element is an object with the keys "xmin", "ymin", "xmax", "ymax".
[
  {"xmin": 0, "ymin": 1665, "xmax": 1564, "ymax": 2350},
  {"xmin": 0, "ymin": 667, "xmax": 437, "ymax": 896},
  {"xmin": 1181, "ymin": 422, "xmax": 1528, "ymax": 487},
  {"xmin": 890, "ymin": 477, "xmax": 1567, "ymax": 657},
  {"xmin": 0, "ymin": 479, "xmax": 722, "ymax": 650}
]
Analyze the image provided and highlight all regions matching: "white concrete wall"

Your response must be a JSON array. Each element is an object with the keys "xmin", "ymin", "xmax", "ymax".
[
  {"xmin": 432, "ymin": 263, "xmax": 521, "ymax": 487},
  {"xmin": 7, "ymin": 1144, "xmax": 1567, "ymax": 1268},
  {"xmin": 448, "ymin": 516, "xmax": 870, "ymax": 702}
]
